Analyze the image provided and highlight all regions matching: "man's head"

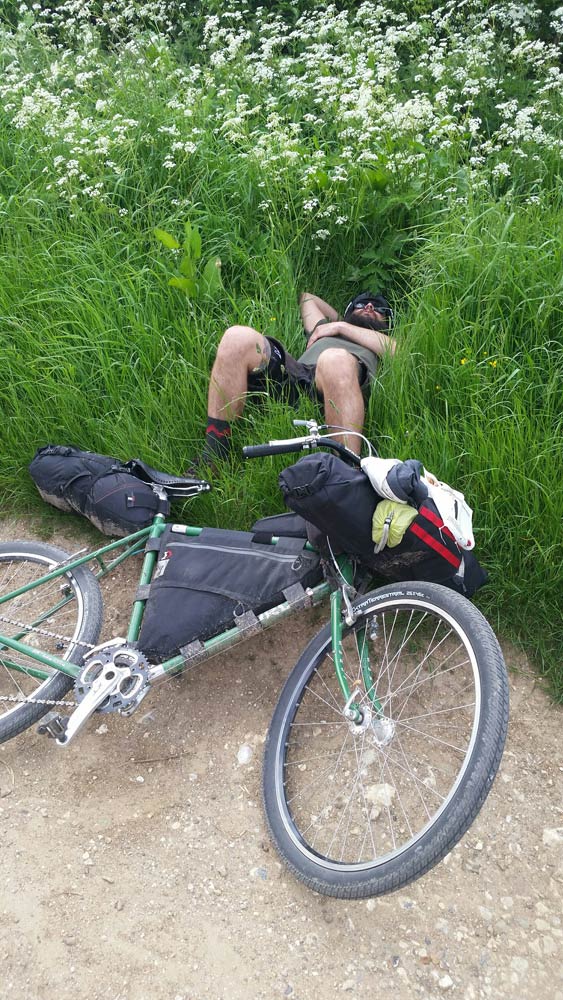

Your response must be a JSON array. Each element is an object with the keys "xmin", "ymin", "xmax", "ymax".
[{"xmin": 344, "ymin": 291, "xmax": 393, "ymax": 332}]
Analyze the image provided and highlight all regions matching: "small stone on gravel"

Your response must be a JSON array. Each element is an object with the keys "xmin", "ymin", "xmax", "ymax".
[{"xmin": 543, "ymin": 827, "xmax": 563, "ymax": 847}]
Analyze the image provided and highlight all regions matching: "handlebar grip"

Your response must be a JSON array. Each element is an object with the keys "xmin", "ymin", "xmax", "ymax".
[{"xmin": 243, "ymin": 441, "xmax": 306, "ymax": 459}]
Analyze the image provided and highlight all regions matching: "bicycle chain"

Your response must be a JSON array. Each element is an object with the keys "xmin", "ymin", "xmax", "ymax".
[
  {"xmin": 0, "ymin": 613, "xmax": 95, "ymax": 650},
  {"xmin": 0, "ymin": 693, "xmax": 76, "ymax": 707},
  {"xmin": 0, "ymin": 611, "xmax": 87, "ymax": 708}
]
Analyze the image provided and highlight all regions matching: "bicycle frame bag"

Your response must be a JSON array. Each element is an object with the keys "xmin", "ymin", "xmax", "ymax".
[
  {"xmin": 279, "ymin": 453, "xmax": 487, "ymax": 596},
  {"xmin": 137, "ymin": 525, "xmax": 322, "ymax": 661},
  {"xmin": 29, "ymin": 444, "xmax": 167, "ymax": 536}
]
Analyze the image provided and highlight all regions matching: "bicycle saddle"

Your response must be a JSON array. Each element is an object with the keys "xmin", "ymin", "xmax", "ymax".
[{"xmin": 124, "ymin": 459, "xmax": 211, "ymax": 498}]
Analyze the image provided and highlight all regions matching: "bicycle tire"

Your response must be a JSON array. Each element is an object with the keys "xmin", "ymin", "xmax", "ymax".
[
  {"xmin": 0, "ymin": 541, "xmax": 103, "ymax": 744},
  {"xmin": 263, "ymin": 581, "xmax": 509, "ymax": 898}
]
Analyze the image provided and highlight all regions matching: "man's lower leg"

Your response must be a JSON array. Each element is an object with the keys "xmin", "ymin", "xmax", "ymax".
[
  {"xmin": 201, "ymin": 416, "xmax": 232, "ymax": 465},
  {"xmin": 196, "ymin": 326, "xmax": 270, "ymax": 467}
]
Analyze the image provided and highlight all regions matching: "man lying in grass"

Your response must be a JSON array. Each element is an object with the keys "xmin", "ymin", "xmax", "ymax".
[{"xmin": 191, "ymin": 291, "xmax": 397, "ymax": 469}]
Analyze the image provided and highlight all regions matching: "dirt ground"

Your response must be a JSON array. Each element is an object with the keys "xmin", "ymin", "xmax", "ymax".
[{"xmin": 1, "ymin": 514, "xmax": 562, "ymax": 1000}]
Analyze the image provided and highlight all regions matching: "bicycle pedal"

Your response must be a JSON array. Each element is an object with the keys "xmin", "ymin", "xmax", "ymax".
[{"xmin": 37, "ymin": 712, "xmax": 69, "ymax": 740}]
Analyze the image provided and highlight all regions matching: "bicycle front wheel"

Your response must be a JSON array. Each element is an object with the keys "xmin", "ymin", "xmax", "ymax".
[
  {"xmin": 263, "ymin": 581, "xmax": 509, "ymax": 898},
  {"xmin": 0, "ymin": 541, "xmax": 103, "ymax": 744}
]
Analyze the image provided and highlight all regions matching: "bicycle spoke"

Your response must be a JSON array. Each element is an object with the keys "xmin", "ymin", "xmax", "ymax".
[{"xmin": 279, "ymin": 601, "xmax": 479, "ymax": 867}]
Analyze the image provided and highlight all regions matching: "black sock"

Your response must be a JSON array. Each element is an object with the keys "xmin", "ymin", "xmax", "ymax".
[{"xmin": 202, "ymin": 416, "xmax": 232, "ymax": 463}]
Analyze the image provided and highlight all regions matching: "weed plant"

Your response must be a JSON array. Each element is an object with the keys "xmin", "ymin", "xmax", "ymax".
[{"xmin": 0, "ymin": 1, "xmax": 562, "ymax": 694}]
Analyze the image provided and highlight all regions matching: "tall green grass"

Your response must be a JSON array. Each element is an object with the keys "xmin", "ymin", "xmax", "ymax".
[{"xmin": 1, "ymin": 0, "xmax": 562, "ymax": 695}]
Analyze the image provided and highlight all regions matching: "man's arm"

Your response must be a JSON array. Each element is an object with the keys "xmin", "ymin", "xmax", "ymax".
[
  {"xmin": 299, "ymin": 292, "xmax": 339, "ymax": 334},
  {"xmin": 306, "ymin": 320, "xmax": 397, "ymax": 357}
]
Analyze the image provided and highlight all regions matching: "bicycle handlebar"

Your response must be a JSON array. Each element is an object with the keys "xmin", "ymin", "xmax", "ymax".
[
  {"xmin": 242, "ymin": 441, "xmax": 306, "ymax": 458},
  {"xmin": 242, "ymin": 435, "xmax": 362, "ymax": 466}
]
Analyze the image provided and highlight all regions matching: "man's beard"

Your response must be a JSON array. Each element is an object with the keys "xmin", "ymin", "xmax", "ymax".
[{"xmin": 344, "ymin": 312, "xmax": 389, "ymax": 333}]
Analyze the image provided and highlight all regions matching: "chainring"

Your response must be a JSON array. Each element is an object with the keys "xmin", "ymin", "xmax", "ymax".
[{"xmin": 75, "ymin": 645, "xmax": 150, "ymax": 715}]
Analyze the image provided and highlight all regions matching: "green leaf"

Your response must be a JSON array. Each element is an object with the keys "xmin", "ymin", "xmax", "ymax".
[
  {"xmin": 190, "ymin": 227, "xmax": 202, "ymax": 260},
  {"xmin": 168, "ymin": 276, "xmax": 198, "ymax": 297},
  {"xmin": 362, "ymin": 168, "xmax": 390, "ymax": 192},
  {"xmin": 313, "ymin": 169, "xmax": 329, "ymax": 190},
  {"xmin": 179, "ymin": 254, "xmax": 195, "ymax": 279},
  {"xmin": 200, "ymin": 258, "xmax": 223, "ymax": 298},
  {"xmin": 154, "ymin": 228, "xmax": 181, "ymax": 250}
]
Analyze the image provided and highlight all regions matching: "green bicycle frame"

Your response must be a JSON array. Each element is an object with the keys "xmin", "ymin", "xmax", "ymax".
[{"xmin": 0, "ymin": 516, "xmax": 381, "ymax": 714}]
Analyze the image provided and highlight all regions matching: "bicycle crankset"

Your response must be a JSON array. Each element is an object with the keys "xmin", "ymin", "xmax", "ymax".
[
  {"xmin": 76, "ymin": 642, "xmax": 150, "ymax": 716},
  {"xmin": 39, "ymin": 641, "xmax": 151, "ymax": 746}
]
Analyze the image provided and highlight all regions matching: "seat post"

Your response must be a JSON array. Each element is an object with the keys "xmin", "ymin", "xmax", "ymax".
[{"xmin": 152, "ymin": 486, "xmax": 171, "ymax": 516}]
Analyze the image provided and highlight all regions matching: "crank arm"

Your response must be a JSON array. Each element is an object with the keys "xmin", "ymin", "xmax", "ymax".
[{"xmin": 56, "ymin": 663, "xmax": 131, "ymax": 746}]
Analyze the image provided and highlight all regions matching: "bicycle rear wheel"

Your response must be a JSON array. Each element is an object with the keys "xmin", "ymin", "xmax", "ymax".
[
  {"xmin": 263, "ymin": 581, "xmax": 509, "ymax": 898},
  {"xmin": 0, "ymin": 541, "xmax": 103, "ymax": 744}
]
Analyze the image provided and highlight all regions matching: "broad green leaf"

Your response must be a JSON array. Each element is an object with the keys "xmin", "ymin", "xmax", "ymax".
[
  {"xmin": 200, "ymin": 258, "xmax": 223, "ymax": 298},
  {"xmin": 154, "ymin": 228, "xmax": 181, "ymax": 250},
  {"xmin": 190, "ymin": 226, "xmax": 202, "ymax": 260},
  {"xmin": 179, "ymin": 254, "xmax": 195, "ymax": 278},
  {"xmin": 362, "ymin": 167, "xmax": 390, "ymax": 191},
  {"xmin": 313, "ymin": 169, "xmax": 329, "ymax": 190},
  {"xmin": 169, "ymin": 276, "xmax": 198, "ymax": 297}
]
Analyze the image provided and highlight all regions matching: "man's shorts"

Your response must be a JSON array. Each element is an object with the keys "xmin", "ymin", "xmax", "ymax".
[{"xmin": 246, "ymin": 336, "xmax": 368, "ymax": 407}]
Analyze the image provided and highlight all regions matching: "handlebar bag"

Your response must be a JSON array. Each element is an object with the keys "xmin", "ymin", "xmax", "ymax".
[
  {"xmin": 279, "ymin": 453, "xmax": 487, "ymax": 596},
  {"xmin": 279, "ymin": 452, "xmax": 380, "ymax": 558},
  {"xmin": 28, "ymin": 444, "xmax": 167, "ymax": 536},
  {"xmin": 137, "ymin": 525, "xmax": 322, "ymax": 661}
]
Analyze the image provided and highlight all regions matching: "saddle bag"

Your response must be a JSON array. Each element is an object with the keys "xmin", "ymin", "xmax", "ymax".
[
  {"xmin": 28, "ymin": 444, "xmax": 167, "ymax": 536},
  {"xmin": 279, "ymin": 453, "xmax": 487, "ymax": 596},
  {"xmin": 137, "ymin": 525, "xmax": 322, "ymax": 661},
  {"xmin": 83, "ymin": 470, "xmax": 163, "ymax": 537}
]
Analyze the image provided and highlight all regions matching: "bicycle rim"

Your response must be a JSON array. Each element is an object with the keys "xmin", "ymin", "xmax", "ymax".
[
  {"xmin": 0, "ymin": 547, "xmax": 88, "ymax": 719},
  {"xmin": 272, "ymin": 596, "xmax": 489, "ymax": 874}
]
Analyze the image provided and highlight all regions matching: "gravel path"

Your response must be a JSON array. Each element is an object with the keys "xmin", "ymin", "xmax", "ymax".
[{"xmin": 1, "ymin": 516, "xmax": 562, "ymax": 1000}]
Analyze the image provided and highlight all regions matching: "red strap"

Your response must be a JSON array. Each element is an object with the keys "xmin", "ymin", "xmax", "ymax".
[
  {"xmin": 419, "ymin": 504, "xmax": 456, "ymax": 542},
  {"xmin": 410, "ymin": 522, "xmax": 461, "ymax": 568}
]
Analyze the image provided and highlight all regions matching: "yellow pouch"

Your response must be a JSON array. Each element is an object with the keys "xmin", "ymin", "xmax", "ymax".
[{"xmin": 372, "ymin": 500, "xmax": 418, "ymax": 550}]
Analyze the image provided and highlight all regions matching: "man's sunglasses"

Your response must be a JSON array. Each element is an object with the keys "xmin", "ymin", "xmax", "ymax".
[{"xmin": 354, "ymin": 301, "xmax": 393, "ymax": 316}]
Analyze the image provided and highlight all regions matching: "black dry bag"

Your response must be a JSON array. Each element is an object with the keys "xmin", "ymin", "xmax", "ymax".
[
  {"xmin": 29, "ymin": 444, "xmax": 166, "ymax": 536},
  {"xmin": 279, "ymin": 452, "xmax": 487, "ymax": 597}
]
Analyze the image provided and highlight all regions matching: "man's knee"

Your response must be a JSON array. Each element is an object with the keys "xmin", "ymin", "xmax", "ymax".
[
  {"xmin": 216, "ymin": 326, "xmax": 269, "ymax": 366},
  {"xmin": 218, "ymin": 325, "xmax": 263, "ymax": 353},
  {"xmin": 315, "ymin": 349, "xmax": 360, "ymax": 392}
]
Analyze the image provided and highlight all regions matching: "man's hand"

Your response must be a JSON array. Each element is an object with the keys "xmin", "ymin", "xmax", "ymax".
[
  {"xmin": 306, "ymin": 321, "xmax": 342, "ymax": 348},
  {"xmin": 307, "ymin": 319, "xmax": 397, "ymax": 357}
]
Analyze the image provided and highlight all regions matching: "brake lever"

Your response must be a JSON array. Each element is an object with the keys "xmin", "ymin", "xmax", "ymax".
[{"xmin": 292, "ymin": 418, "xmax": 320, "ymax": 436}]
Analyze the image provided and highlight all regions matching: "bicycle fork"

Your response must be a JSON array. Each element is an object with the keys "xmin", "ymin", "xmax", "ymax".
[{"xmin": 330, "ymin": 586, "xmax": 388, "ymax": 738}]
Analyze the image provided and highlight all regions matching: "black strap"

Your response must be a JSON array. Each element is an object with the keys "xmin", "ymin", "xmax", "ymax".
[
  {"xmin": 252, "ymin": 531, "xmax": 273, "ymax": 545},
  {"xmin": 251, "ymin": 534, "xmax": 305, "ymax": 554},
  {"xmin": 144, "ymin": 536, "xmax": 162, "ymax": 552}
]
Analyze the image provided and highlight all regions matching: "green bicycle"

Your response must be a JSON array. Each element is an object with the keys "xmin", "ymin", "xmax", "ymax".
[{"xmin": 0, "ymin": 421, "xmax": 509, "ymax": 899}]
